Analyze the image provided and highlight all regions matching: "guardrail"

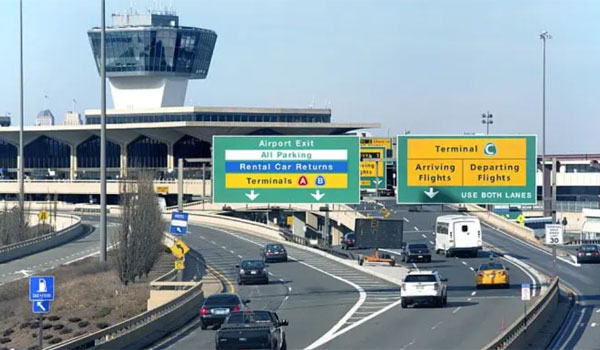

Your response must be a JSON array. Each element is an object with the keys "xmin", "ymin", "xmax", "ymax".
[
  {"xmin": 0, "ymin": 214, "xmax": 83, "ymax": 263},
  {"xmin": 484, "ymin": 277, "xmax": 560, "ymax": 350},
  {"xmin": 45, "ymin": 281, "xmax": 205, "ymax": 350},
  {"xmin": 165, "ymin": 199, "xmax": 208, "ymax": 211}
]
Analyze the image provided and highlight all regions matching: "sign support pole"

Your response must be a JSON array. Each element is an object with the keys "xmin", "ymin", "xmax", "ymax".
[
  {"xmin": 324, "ymin": 204, "xmax": 330, "ymax": 247},
  {"xmin": 375, "ymin": 160, "xmax": 380, "ymax": 195},
  {"xmin": 39, "ymin": 313, "xmax": 43, "ymax": 349},
  {"xmin": 551, "ymin": 157, "xmax": 557, "ymax": 277},
  {"xmin": 178, "ymin": 158, "xmax": 183, "ymax": 212}
]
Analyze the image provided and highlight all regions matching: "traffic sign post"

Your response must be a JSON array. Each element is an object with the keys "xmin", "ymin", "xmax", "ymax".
[
  {"xmin": 521, "ymin": 283, "xmax": 531, "ymax": 328},
  {"xmin": 545, "ymin": 224, "xmax": 564, "ymax": 245},
  {"xmin": 396, "ymin": 135, "xmax": 537, "ymax": 204},
  {"xmin": 212, "ymin": 136, "xmax": 360, "ymax": 204},
  {"xmin": 169, "ymin": 211, "xmax": 189, "ymax": 236},
  {"xmin": 30, "ymin": 276, "xmax": 54, "ymax": 349}
]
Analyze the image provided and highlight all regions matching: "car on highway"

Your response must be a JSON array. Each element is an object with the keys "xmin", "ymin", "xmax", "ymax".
[
  {"xmin": 261, "ymin": 243, "xmax": 288, "ymax": 262},
  {"xmin": 475, "ymin": 262, "xmax": 510, "ymax": 289},
  {"xmin": 215, "ymin": 310, "xmax": 288, "ymax": 350},
  {"xmin": 400, "ymin": 242, "xmax": 432, "ymax": 263},
  {"xmin": 380, "ymin": 188, "xmax": 395, "ymax": 197},
  {"xmin": 576, "ymin": 244, "xmax": 600, "ymax": 263},
  {"xmin": 200, "ymin": 293, "xmax": 251, "ymax": 330},
  {"xmin": 341, "ymin": 232, "xmax": 356, "ymax": 250},
  {"xmin": 400, "ymin": 270, "xmax": 447, "ymax": 308},
  {"xmin": 434, "ymin": 215, "xmax": 482, "ymax": 257},
  {"xmin": 237, "ymin": 259, "xmax": 269, "ymax": 285}
]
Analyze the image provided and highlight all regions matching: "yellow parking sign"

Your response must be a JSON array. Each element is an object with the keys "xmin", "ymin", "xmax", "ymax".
[
  {"xmin": 174, "ymin": 259, "xmax": 185, "ymax": 270},
  {"xmin": 38, "ymin": 210, "xmax": 49, "ymax": 222}
]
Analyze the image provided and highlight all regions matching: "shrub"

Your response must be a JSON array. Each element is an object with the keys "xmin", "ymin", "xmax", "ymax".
[
  {"xmin": 77, "ymin": 321, "xmax": 89, "ymax": 328},
  {"xmin": 52, "ymin": 324, "xmax": 64, "ymax": 330},
  {"xmin": 48, "ymin": 316, "xmax": 60, "ymax": 321},
  {"xmin": 42, "ymin": 324, "xmax": 52, "ymax": 330},
  {"xmin": 1, "ymin": 329, "xmax": 12, "ymax": 337},
  {"xmin": 43, "ymin": 334, "xmax": 53, "ymax": 340},
  {"xmin": 73, "ymin": 331, "xmax": 86, "ymax": 337},
  {"xmin": 48, "ymin": 337, "xmax": 62, "ymax": 345},
  {"xmin": 0, "ymin": 338, "xmax": 10, "ymax": 344},
  {"xmin": 96, "ymin": 322, "xmax": 110, "ymax": 329},
  {"xmin": 68, "ymin": 317, "xmax": 81, "ymax": 323},
  {"xmin": 59, "ymin": 328, "xmax": 72, "ymax": 335}
]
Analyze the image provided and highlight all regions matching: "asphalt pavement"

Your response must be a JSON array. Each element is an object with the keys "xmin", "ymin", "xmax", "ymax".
[
  {"xmin": 0, "ymin": 215, "xmax": 119, "ymax": 286},
  {"xmin": 161, "ymin": 223, "xmax": 404, "ymax": 350},
  {"xmin": 319, "ymin": 201, "xmax": 539, "ymax": 350}
]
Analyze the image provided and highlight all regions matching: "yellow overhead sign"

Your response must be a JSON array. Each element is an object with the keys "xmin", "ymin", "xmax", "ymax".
[
  {"xmin": 226, "ymin": 174, "xmax": 347, "ymax": 188},
  {"xmin": 286, "ymin": 216, "xmax": 294, "ymax": 226},
  {"xmin": 360, "ymin": 138, "xmax": 392, "ymax": 150},
  {"xmin": 407, "ymin": 138, "xmax": 526, "ymax": 159},
  {"xmin": 360, "ymin": 149, "xmax": 385, "ymax": 177},
  {"xmin": 406, "ymin": 138, "xmax": 527, "ymax": 187},
  {"xmin": 156, "ymin": 186, "xmax": 169, "ymax": 194},
  {"xmin": 170, "ymin": 239, "xmax": 190, "ymax": 259}
]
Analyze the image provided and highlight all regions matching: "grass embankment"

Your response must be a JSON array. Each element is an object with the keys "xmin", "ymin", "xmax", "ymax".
[{"xmin": 0, "ymin": 251, "xmax": 174, "ymax": 350}]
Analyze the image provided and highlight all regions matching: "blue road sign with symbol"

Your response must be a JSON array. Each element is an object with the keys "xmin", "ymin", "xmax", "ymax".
[
  {"xmin": 29, "ymin": 276, "xmax": 54, "ymax": 301},
  {"xmin": 169, "ymin": 211, "xmax": 189, "ymax": 236},
  {"xmin": 32, "ymin": 300, "xmax": 51, "ymax": 314}
]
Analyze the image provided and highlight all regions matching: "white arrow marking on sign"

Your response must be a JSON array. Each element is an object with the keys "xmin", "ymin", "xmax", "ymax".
[
  {"xmin": 311, "ymin": 190, "xmax": 325, "ymax": 201},
  {"xmin": 36, "ymin": 301, "xmax": 46, "ymax": 312},
  {"xmin": 373, "ymin": 179, "xmax": 383, "ymax": 185},
  {"xmin": 424, "ymin": 187, "xmax": 439, "ymax": 199},
  {"xmin": 245, "ymin": 190, "xmax": 260, "ymax": 201},
  {"xmin": 176, "ymin": 227, "xmax": 182, "ymax": 233}
]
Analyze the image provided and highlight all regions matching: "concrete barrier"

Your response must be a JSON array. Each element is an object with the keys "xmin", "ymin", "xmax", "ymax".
[
  {"xmin": 484, "ymin": 278, "xmax": 560, "ymax": 350},
  {"xmin": 460, "ymin": 204, "xmax": 538, "ymax": 244},
  {"xmin": 0, "ymin": 213, "xmax": 84, "ymax": 263}
]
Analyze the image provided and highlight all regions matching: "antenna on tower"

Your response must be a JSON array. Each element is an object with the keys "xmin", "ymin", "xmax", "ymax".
[{"xmin": 44, "ymin": 94, "xmax": 49, "ymax": 111}]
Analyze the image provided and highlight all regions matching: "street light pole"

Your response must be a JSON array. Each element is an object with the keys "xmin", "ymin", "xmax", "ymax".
[
  {"xmin": 99, "ymin": 0, "xmax": 107, "ymax": 263},
  {"xmin": 18, "ymin": 0, "xmax": 24, "ymax": 211},
  {"xmin": 481, "ymin": 112, "xmax": 493, "ymax": 135},
  {"xmin": 540, "ymin": 31, "xmax": 551, "ymax": 217}
]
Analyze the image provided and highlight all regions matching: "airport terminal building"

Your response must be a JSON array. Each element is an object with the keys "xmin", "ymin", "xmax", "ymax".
[{"xmin": 0, "ymin": 12, "xmax": 376, "ymax": 184}]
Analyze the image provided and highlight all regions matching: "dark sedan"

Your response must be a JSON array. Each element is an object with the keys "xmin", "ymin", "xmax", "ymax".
[
  {"xmin": 401, "ymin": 243, "xmax": 432, "ymax": 263},
  {"xmin": 341, "ymin": 233, "xmax": 356, "ymax": 250},
  {"xmin": 237, "ymin": 259, "xmax": 269, "ymax": 285},
  {"xmin": 200, "ymin": 293, "xmax": 250, "ymax": 330},
  {"xmin": 576, "ymin": 244, "xmax": 600, "ymax": 263},
  {"xmin": 261, "ymin": 243, "xmax": 288, "ymax": 262}
]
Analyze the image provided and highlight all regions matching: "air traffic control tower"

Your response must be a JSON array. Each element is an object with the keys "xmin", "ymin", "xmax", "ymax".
[{"xmin": 88, "ymin": 12, "xmax": 217, "ymax": 109}]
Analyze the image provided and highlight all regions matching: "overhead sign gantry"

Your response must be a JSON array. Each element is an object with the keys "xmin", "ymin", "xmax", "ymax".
[
  {"xmin": 396, "ymin": 135, "xmax": 536, "ymax": 204},
  {"xmin": 213, "ymin": 136, "xmax": 360, "ymax": 204},
  {"xmin": 360, "ymin": 137, "xmax": 392, "ymax": 190}
]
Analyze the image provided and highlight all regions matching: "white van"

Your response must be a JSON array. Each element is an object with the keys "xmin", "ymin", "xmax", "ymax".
[{"xmin": 434, "ymin": 215, "xmax": 482, "ymax": 257}]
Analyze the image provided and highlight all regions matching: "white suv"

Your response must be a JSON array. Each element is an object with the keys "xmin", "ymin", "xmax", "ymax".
[{"xmin": 400, "ymin": 270, "xmax": 447, "ymax": 308}]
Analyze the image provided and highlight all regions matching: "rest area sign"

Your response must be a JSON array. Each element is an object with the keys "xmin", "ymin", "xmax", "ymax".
[
  {"xmin": 212, "ymin": 136, "xmax": 360, "ymax": 204},
  {"xmin": 396, "ymin": 135, "xmax": 536, "ymax": 204}
]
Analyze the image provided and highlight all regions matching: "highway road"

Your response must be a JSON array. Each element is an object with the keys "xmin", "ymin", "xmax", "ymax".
[
  {"xmin": 321, "ymin": 201, "xmax": 541, "ymax": 350},
  {"xmin": 157, "ymin": 210, "xmax": 540, "ymax": 350},
  {"xmin": 0, "ymin": 215, "xmax": 119, "ymax": 286},
  {"xmin": 160, "ymin": 222, "xmax": 403, "ymax": 350}
]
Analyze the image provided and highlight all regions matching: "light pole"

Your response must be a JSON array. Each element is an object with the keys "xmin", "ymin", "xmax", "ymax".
[
  {"xmin": 99, "ymin": 0, "xmax": 107, "ymax": 264},
  {"xmin": 18, "ymin": 0, "xmax": 24, "ymax": 212},
  {"xmin": 481, "ymin": 112, "xmax": 493, "ymax": 135},
  {"xmin": 540, "ymin": 31, "xmax": 551, "ymax": 217}
]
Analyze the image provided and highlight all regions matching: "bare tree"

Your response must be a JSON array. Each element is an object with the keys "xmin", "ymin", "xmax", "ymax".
[
  {"xmin": 0, "ymin": 201, "xmax": 30, "ymax": 246},
  {"xmin": 113, "ymin": 173, "xmax": 166, "ymax": 285}
]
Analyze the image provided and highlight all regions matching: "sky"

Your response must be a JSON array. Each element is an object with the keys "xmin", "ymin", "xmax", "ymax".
[{"xmin": 0, "ymin": 0, "xmax": 598, "ymax": 154}]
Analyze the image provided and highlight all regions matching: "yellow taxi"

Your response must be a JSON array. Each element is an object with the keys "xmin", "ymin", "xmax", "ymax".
[{"xmin": 475, "ymin": 262, "xmax": 510, "ymax": 288}]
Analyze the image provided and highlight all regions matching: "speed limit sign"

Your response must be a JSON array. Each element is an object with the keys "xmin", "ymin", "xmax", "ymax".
[{"xmin": 545, "ymin": 224, "xmax": 563, "ymax": 245}]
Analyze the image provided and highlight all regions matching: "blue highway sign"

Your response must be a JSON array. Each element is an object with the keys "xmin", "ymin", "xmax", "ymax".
[
  {"xmin": 29, "ymin": 276, "xmax": 54, "ymax": 301},
  {"xmin": 169, "ymin": 211, "xmax": 189, "ymax": 236},
  {"xmin": 32, "ymin": 300, "xmax": 51, "ymax": 314}
]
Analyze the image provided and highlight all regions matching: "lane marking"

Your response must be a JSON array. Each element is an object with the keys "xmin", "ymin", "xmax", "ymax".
[
  {"xmin": 210, "ymin": 240, "xmax": 216, "ymax": 245},
  {"xmin": 461, "ymin": 261, "xmax": 468, "ymax": 266},
  {"xmin": 422, "ymin": 234, "xmax": 427, "ymax": 238},
  {"xmin": 452, "ymin": 307, "xmax": 462, "ymax": 314},
  {"xmin": 429, "ymin": 241, "xmax": 435, "ymax": 245},
  {"xmin": 596, "ymin": 309, "xmax": 600, "ymax": 313},
  {"xmin": 237, "ymin": 255, "xmax": 243, "ymax": 259},
  {"xmin": 470, "ymin": 267, "xmax": 475, "ymax": 271},
  {"xmin": 221, "ymin": 246, "xmax": 227, "ymax": 250},
  {"xmin": 403, "ymin": 217, "xmax": 410, "ymax": 223},
  {"xmin": 431, "ymin": 321, "xmax": 443, "ymax": 330},
  {"xmin": 414, "ymin": 226, "xmax": 419, "ymax": 231},
  {"xmin": 412, "ymin": 263, "xmax": 418, "ymax": 270},
  {"xmin": 591, "ymin": 323, "xmax": 597, "ymax": 328},
  {"xmin": 229, "ymin": 250, "xmax": 235, "ymax": 254},
  {"xmin": 471, "ymin": 291, "xmax": 477, "ymax": 296}
]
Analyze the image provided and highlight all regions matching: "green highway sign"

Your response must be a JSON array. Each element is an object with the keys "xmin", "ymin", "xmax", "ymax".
[
  {"xmin": 213, "ymin": 136, "xmax": 360, "ymax": 204},
  {"xmin": 396, "ymin": 135, "xmax": 537, "ymax": 204}
]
